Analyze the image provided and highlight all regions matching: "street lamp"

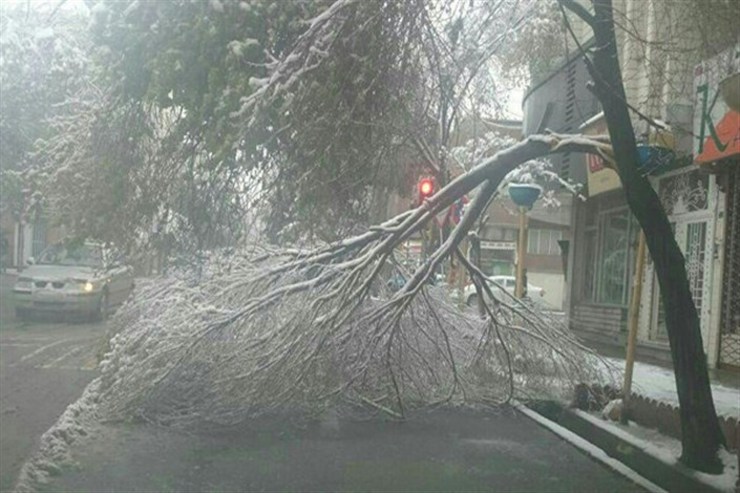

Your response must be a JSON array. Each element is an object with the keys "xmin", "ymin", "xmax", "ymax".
[{"xmin": 508, "ymin": 183, "xmax": 542, "ymax": 298}]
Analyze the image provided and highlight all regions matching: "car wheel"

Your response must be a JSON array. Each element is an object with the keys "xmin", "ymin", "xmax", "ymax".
[
  {"xmin": 94, "ymin": 291, "xmax": 110, "ymax": 322},
  {"xmin": 467, "ymin": 294, "xmax": 479, "ymax": 307}
]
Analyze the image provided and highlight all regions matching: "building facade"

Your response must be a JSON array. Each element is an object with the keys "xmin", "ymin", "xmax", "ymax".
[
  {"xmin": 522, "ymin": 4, "xmax": 739, "ymax": 369},
  {"xmin": 0, "ymin": 215, "xmax": 60, "ymax": 271},
  {"xmin": 476, "ymin": 197, "xmax": 570, "ymax": 310}
]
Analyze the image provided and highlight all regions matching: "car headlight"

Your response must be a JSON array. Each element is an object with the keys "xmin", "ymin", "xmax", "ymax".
[
  {"xmin": 15, "ymin": 277, "xmax": 32, "ymax": 289},
  {"xmin": 80, "ymin": 281, "xmax": 95, "ymax": 293}
]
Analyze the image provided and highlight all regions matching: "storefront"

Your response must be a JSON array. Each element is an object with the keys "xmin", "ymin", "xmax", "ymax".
[
  {"xmin": 719, "ymin": 165, "xmax": 740, "ymax": 368},
  {"xmin": 637, "ymin": 167, "xmax": 718, "ymax": 359},
  {"xmin": 569, "ymin": 113, "xmax": 725, "ymax": 367},
  {"xmin": 479, "ymin": 240, "xmax": 516, "ymax": 276},
  {"xmin": 693, "ymin": 42, "xmax": 740, "ymax": 368}
]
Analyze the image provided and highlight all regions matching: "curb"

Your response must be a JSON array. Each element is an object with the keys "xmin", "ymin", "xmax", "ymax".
[
  {"xmin": 514, "ymin": 403, "xmax": 666, "ymax": 493},
  {"xmin": 561, "ymin": 408, "xmax": 730, "ymax": 493},
  {"xmin": 519, "ymin": 401, "xmax": 730, "ymax": 493}
]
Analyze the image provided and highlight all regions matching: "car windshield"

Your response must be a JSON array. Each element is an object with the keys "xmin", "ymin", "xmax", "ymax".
[{"xmin": 36, "ymin": 244, "xmax": 103, "ymax": 268}]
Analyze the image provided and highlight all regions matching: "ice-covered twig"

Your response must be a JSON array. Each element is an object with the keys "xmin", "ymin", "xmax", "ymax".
[{"xmin": 91, "ymin": 133, "xmax": 616, "ymax": 426}]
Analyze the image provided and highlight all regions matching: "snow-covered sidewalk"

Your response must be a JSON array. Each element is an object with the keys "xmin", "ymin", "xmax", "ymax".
[
  {"xmin": 606, "ymin": 357, "xmax": 740, "ymax": 418},
  {"xmin": 575, "ymin": 409, "xmax": 739, "ymax": 493}
]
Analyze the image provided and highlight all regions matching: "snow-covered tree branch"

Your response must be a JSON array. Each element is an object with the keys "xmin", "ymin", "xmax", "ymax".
[{"xmin": 94, "ymin": 133, "xmax": 616, "ymax": 426}]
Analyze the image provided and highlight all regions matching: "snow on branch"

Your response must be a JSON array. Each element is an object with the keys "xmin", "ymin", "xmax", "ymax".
[
  {"xmin": 231, "ymin": 0, "xmax": 359, "ymax": 126},
  {"xmin": 93, "ymin": 133, "xmax": 615, "ymax": 427}
]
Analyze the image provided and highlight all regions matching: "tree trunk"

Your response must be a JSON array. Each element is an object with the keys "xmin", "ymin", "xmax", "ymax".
[{"xmin": 585, "ymin": 0, "xmax": 725, "ymax": 472}]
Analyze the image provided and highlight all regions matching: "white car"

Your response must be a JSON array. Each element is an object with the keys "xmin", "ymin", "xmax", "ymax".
[
  {"xmin": 13, "ymin": 241, "xmax": 135, "ymax": 321},
  {"xmin": 463, "ymin": 275, "xmax": 545, "ymax": 306}
]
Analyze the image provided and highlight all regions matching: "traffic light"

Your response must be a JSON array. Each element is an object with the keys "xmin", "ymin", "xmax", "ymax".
[{"xmin": 418, "ymin": 177, "xmax": 435, "ymax": 202}]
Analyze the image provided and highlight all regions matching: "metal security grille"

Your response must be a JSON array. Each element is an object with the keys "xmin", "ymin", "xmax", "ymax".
[
  {"xmin": 686, "ymin": 222, "xmax": 707, "ymax": 316},
  {"xmin": 720, "ymin": 166, "xmax": 740, "ymax": 368}
]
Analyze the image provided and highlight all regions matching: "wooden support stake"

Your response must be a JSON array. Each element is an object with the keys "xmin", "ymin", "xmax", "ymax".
[
  {"xmin": 623, "ymin": 230, "xmax": 646, "ymax": 423},
  {"xmin": 515, "ymin": 208, "xmax": 528, "ymax": 298}
]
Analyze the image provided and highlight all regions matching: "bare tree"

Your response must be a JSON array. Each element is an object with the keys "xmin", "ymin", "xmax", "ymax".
[{"xmin": 559, "ymin": 0, "xmax": 726, "ymax": 473}]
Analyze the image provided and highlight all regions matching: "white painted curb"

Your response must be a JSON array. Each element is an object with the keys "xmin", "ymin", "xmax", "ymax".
[{"xmin": 514, "ymin": 402, "xmax": 667, "ymax": 493}]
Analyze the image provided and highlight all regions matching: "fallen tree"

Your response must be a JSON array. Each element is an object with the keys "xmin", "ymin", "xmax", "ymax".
[{"xmin": 94, "ymin": 132, "xmax": 617, "ymax": 427}]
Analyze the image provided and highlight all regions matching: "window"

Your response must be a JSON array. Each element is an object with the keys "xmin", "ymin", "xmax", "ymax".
[
  {"xmin": 580, "ymin": 203, "xmax": 638, "ymax": 307},
  {"xmin": 539, "ymin": 229, "xmax": 550, "ymax": 253},
  {"xmin": 527, "ymin": 229, "xmax": 563, "ymax": 255},
  {"xmin": 487, "ymin": 227, "xmax": 518, "ymax": 242},
  {"xmin": 581, "ymin": 229, "xmax": 597, "ymax": 301},
  {"xmin": 658, "ymin": 170, "xmax": 709, "ymax": 215},
  {"xmin": 503, "ymin": 228, "xmax": 517, "ymax": 241},
  {"xmin": 598, "ymin": 210, "xmax": 631, "ymax": 305},
  {"xmin": 528, "ymin": 230, "xmax": 539, "ymax": 254},
  {"xmin": 31, "ymin": 220, "xmax": 47, "ymax": 257},
  {"xmin": 487, "ymin": 226, "xmax": 503, "ymax": 241}
]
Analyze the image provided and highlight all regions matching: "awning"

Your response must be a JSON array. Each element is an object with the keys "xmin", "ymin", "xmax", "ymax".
[{"xmin": 693, "ymin": 43, "xmax": 740, "ymax": 165}]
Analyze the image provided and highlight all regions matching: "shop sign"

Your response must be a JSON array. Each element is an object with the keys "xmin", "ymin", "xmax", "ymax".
[
  {"xmin": 480, "ymin": 241, "xmax": 516, "ymax": 250},
  {"xmin": 581, "ymin": 114, "xmax": 622, "ymax": 196},
  {"xmin": 693, "ymin": 42, "xmax": 740, "ymax": 164}
]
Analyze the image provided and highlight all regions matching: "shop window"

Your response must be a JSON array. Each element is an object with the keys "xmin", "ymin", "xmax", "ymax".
[
  {"xmin": 658, "ymin": 170, "xmax": 709, "ymax": 214},
  {"xmin": 581, "ymin": 229, "xmax": 597, "ymax": 301},
  {"xmin": 598, "ymin": 210, "xmax": 631, "ymax": 305},
  {"xmin": 654, "ymin": 222, "xmax": 676, "ymax": 341},
  {"xmin": 579, "ymin": 201, "xmax": 638, "ymax": 307},
  {"xmin": 527, "ymin": 229, "xmax": 563, "ymax": 255}
]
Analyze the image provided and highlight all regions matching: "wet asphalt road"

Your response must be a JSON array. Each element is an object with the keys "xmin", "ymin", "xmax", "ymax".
[
  {"xmin": 0, "ymin": 274, "xmax": 646, "ymax": 493},
  {"xmin": 53, "ymin": 408, "xmax": 648, "ymax": 493},
  {"xmin": 0, "ymin": 275, "xmax": 102, "ymax": 491}
]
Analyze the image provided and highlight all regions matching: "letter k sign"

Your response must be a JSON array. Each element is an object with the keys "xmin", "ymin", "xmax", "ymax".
[{"xmin": 696, "ymin": 83, "xmax": 729, "ymax": 155}]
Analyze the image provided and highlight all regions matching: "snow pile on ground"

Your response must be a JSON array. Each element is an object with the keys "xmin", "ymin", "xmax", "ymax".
[
  {"xmin": 14, "ymin": 380, "xmax": 102, "ymax": 493},
  {"xmin": 606, "ymin": 357, "xmax": 740, "ymax": 418},
  {"xmin": 601, "ymin": 398, "xmax": 624, "ymax": 421},
  {"xmin": 696, "ymin": 449, "xmax": 740, "ymax": 493},
  {"xmin": 85, "ymin": 249, "xmax": 610, "ymax": 428}
]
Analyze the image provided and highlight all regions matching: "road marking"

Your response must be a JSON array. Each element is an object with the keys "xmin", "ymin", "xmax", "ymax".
[
  {"xmin": 54, "ymin": 365, "xmax": 97, "ymax": 372},
  {"xmin": 0, "ymin": 337, "xmax": 56, "ymax": 344},
  {"xmin": 39, "ymin": 345, "xmax": 86, "ymax": 369},
  {"xmin": 17, "ymin": 338, "xmax": 75, "ymax": 363}
]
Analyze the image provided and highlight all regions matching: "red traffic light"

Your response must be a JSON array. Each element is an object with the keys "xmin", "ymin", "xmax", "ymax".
[{"xmin": 418, "ymin": 177, "xmax": 434, "ymax": 198}]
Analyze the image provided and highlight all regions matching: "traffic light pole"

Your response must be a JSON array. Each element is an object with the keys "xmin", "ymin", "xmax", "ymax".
[{"xmin": 515, "ymin": 207, "xmax": 528, "ymax": 298}]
